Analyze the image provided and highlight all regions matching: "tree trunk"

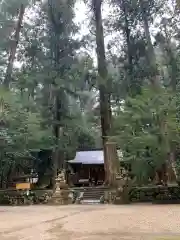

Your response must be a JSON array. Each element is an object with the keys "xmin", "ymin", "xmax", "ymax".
[
  {"xmin": 169, "ymin": 151, "xmax": 178, "ymax": 181},
  {"xmin": 51, "ymin": 88, "xmax": 61, "ymax": 189},
  {"xmin": 163, "ymin": 24, "xmax": 177, "ymax": 91},
  {"xmin": 121, "ymin": 0, "xmax": 133, "ymax": 74},
  {"xmin": 6, "ymin": 163, "xmax": 13, "ymax": 188},
  {"xmin": 139, "ymin": 0, "xmax": 159, "ymax": 88},
  {"xmin": 92, "ymin": 0, "xmax": 112, "ymax": 184},
  {"xmin": 176, "ymin": 0, "xmax": 180, "ymax": 9},
  {"xmin": 4, "ymin": 4, "xmax": 25, "ymax": 89},
  {"xmin": 121, "ymin": 0, "xmax": 140, "ymax": 96},
  {"xmin": 48, "ymin": 0, "xmax": 60, "ymax": 189},
  {"xmin": 105, "ymin": 142, "xmax": 119, "ymax": 186}
]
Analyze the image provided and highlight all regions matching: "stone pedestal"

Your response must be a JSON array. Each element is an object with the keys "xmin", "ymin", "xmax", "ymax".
[
  {"xmin": 49, "ymin": 171, "xmax": 72, "ymax": 205},
  {"xmin": 51, "ymin": 189, "xmax": 71, "ymax": 205}
]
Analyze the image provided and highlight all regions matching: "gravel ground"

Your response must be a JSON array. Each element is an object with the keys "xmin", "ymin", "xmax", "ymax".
[{"xmin": 0, "ymin": 204, "xmax": 180, "ymax": 240}]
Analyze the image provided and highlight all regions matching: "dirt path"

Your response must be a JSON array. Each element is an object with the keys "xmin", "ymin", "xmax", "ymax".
[{"xmin": 0, "ymin": 204, "xmax": 180, "ymax": 240}]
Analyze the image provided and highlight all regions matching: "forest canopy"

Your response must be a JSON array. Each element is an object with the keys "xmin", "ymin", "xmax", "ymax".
[{"xmin": 0, "ymin": 0, "xmax": 180, "ymax": 187}]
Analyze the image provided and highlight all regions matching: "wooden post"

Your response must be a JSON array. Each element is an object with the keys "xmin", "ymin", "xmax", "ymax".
[{"xmin": 105, "ymin": 141, "xmax": 119, "ymax": 186}]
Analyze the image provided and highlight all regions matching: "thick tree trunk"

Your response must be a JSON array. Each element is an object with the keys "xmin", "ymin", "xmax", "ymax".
[
  {"xmin": 92, "ymin": 0, "xmax": 112, "ymax": 184},
  {"xmin": 48, "ymin": 0, "xmax": 61, "ymax": 189},
  {"xmin": 51, "ymin": 85, "xmax": 66, "ymax": 190},
  {"xmin": 105, "ymin": 142, "xmax": 119, "ymax": 186},
  {"xmin": 51, "ymin": 89, "xmax": 61, "ymax": 189},
  {"xmin": 4, "ymin": 4, "xmax": 25, "ymax": 89}
]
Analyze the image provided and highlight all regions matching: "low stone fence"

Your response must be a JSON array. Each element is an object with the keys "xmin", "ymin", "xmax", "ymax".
[
  {"xmin": 104, "ymin": 184, "xmax": 180, "ymax": 204},
  {"xmin": 129, "ymin": 184, "xmax": 180, "ymax": 203},
  {"xmin": 0, "ymin": 189, "xmax": 53, "ymax": 205},
  {"xmin": 1, "ymin": 185, "xmax": 180, "ymax": 205},
  {"xmin": 0, "ymin": 188, "xmax": 80, "ymax": 205}
]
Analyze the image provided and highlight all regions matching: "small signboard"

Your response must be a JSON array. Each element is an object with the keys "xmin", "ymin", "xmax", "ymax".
[{"xmin": 16, "ymin": 183, "xmax": 31, "ymax": 190}]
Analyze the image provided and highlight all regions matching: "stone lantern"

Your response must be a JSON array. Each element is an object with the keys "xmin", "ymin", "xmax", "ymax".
[{"xmin": 49, "ymin": 170, "xmax": 71, "ymax": 205}]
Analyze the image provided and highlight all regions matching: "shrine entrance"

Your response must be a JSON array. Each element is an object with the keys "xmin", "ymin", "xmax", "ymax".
[
  {"xmin": 67, "ymin": 150, "xmax": 106, "ymax": 187},
  {"xmin": 67, "ymin": 163, "xmax": 105, "ymax": 187}
]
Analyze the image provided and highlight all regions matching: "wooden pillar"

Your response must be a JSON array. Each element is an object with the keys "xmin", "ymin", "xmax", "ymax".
[{"xmin": 105, "ymin": 141, "xmax": 119, "ymax": 186}]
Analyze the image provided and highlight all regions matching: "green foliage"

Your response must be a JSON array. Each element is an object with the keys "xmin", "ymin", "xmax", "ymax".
[
  {"xmin": 113, "ymin": 88, "xmax": 179, "ymax": 184},
  {"xmin": 0, "ymin": 0, "xmax": 179, "ymax": 190},
  {"xmin": 0, "ymin": 88, "xmax": 54, "ymax": 149},
  {"xmin": 0, "ymin": 88, "xmax": 54, "ymax": 185},
  {"xmin": 129, "ymin": 185, "xmax": 180, "ymax": 203},
  {"xmin": 0, "ymin": 189, "xmax": 53, "ymax": 205}
]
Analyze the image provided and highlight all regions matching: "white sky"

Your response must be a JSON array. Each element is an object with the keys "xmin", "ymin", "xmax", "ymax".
[
  {"xmin": 74, "ymin": 1, "xmax": 88, "ymax": 36},
  {"xmin": 74, "ymin": 0, "xmax": 175, "ymax": 47},
  {"xmin": 74, "ymin": 1, "xmax": 118, "ymax": 62}
]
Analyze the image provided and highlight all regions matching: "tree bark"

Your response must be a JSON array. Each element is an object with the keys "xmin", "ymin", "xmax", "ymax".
[
  {"xmin": 92, "ymin": 0, "xmax": 112, "ymax": 184},
  {"xmin": 121, "ymin": 0, "xmax": 132, "ymax": 71},
  {"xmin": 176, "ymin": 0, "xmax": 180, "ymax": 9},
  {"xmin": 163, "ymin": 24, "xmax": 177, "ymax": 91},
  {"xmin": 120, "ymin": 0, "xmax": 134, "ymax": 95},
  {"xmin": 139, "ymin": 0, "xmax": 159, "ymax": 88},
  {"xmin": 105, "ymin": 142, "xmax": 119, "ymax": 186},
  {"xmin": 4, "ymin": 4, "xmax": 25, "ymax": 89},
  {"xmin": 51, "ymin": 88, "xmax": 62, "ymax": 189},
  {"xmin": 48, "ymin": 0, "xmax": 64, "ymax": 189},
  {"xmin": 169, "ymin": 151, "xmax": 178, "ymax": 181}
]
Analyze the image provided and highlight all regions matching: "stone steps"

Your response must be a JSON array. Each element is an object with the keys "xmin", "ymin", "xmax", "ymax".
[
  {"xmin": 81, "ymin": 199, "xmax": 101, "ymax": 204},
  {"xmin": 71, "ymin": 186, "xmax": 109, "ymax": 202}
]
